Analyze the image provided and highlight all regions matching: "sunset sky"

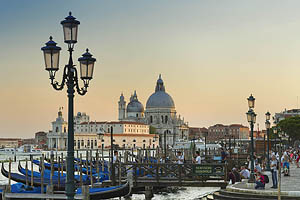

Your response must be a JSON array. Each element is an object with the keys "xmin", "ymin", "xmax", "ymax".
[{"xmin": 1, "ymin": 1, "xmax": 300, "ymax": 138}]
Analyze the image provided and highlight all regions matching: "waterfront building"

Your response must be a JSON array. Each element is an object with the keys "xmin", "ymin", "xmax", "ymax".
[
  {"xmin": 274, "ymin": 108, "xmax": 300, "ymax": 123},
  {"xmin": 74, "ymin": 121, "xmax": 158, "ymax": 149},
  {"xmin": 118, "ymin": 75, "xmax": 189, "ymax": 147},
  {"xmin": 188, "ymin": 127, "xmax": 208, "ymax": 140},
  {"xmin": 74, "ymin": 120, "xmax": 158, "ymax": 149},
  {"xmin": 35, "ymin": 131, "xmax": 48, "ymax": 149},
  {"xmin": 207, "ymin": 124, "xmax": 249, "ymax": 142},
  {"xmin": 0, "ymin": 138, "xmax": 21, "ymax": 148},
  {"xmin": 47, "ymin": 110, "xmax": 158, "ymax": 150}
]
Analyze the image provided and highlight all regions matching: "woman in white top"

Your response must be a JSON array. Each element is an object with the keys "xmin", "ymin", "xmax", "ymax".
[{"xmin": 194, "ymin": 151, "xmax": 201, "ymax": 164}]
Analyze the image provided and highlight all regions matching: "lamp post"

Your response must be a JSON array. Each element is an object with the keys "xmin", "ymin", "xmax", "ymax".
[
  {"xmin": 109, "ymin": 127, "xmax": 115, "ymax": 185},
  {"xmin": 265, "ymin": 111, "xmax": 271, "ymax": 171},
  {"xmin": 246, "ymin": 94, "xmax": 256, "ymax": 183},
  {"xmin": 41, "ymin": 12, "xmax": 96, "ymax": 200},
  {"xmin": 164, "ymin": 131, "xmax": 167, "ymax": 160},
  {"xmin": 204, "ymin": 133, "xmax": 207, "ymax": 156},
  {"xmin": 274, "ymin": 127, "xmax": 284, "ymax": 200}
]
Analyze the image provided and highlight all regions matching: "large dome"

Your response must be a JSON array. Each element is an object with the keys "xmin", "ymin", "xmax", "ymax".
[
  {"xmin": 146, "ymin": 75, "xmax": 175, "ymax": 109},
  {"xmin": 146, "ymin": 91, "xmax": 175, "ymax": 109},
  {"xmin": 126, "ymin": 91, "xmax": 144, "ymax": 113}
]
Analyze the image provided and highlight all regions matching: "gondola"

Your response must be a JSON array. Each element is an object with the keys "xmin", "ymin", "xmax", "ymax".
[
  {"xmin": 0, "ymin": 182, "xmax": 130, "ymax": 200},
  {"xmin": 18, "ymin": 162, "xmax": 108, "ymax": 184},
  {"xmin": 18, "ymin": 162, "xmax": 90, "ymax": 185},
  {"xmin": 1, "ymin": 163, "xmax": 65, "ymax": 191}
]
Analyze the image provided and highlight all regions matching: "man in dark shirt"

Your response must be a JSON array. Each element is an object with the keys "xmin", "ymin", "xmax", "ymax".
[
  {"xmin": 232, "ymin": 168, "xmax": 241, "ymax": 182},
  {"xmin": 228, "ymin": 169, "xmax": 236, "ymax": 184},
  {"xmin": 221, "ymin": 148, "xmax": 228, "ymax": 162}
]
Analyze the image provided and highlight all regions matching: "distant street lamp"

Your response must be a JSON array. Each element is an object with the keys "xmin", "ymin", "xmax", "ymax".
[
  {"xmin": 41, "ymin": 12, "xmax": 96, "ymax": 200},
  {"xmin": 265, "ymin": 111, "xmax": 271, "ymax": 171},
  {"xmin": 246, "ymin": 94, "xmax": 256, "ymax": 183}
]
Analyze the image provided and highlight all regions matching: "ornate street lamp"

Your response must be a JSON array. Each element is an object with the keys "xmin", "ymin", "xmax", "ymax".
[
  {"xmin": 247, "ymin": 94, "xmax": 255, "ymax": 109},
  {"xmin": 41, "ymin": 12, "xmax": 96, "ymax": 200},
  {"xmin": 265, "ymin": 112, "xmax": 271, "ymax": 171},
  {"xmin": 246, "ymin": 94, "xmax": 257, "ymax": 183}
]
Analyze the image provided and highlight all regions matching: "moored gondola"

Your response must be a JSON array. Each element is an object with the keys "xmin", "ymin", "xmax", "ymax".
[
  {"xmin": 0, "ymin": 181, "xmax": 130, "ymax": 200},
  {"xmin": 1, "ymin": 163, "xmax": 65, "ymax": 191}
]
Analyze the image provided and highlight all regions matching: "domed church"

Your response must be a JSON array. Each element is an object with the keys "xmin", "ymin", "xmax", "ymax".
[{"xmin": 118, "ymin": 75, "xmax": 189, "ymax": 147}]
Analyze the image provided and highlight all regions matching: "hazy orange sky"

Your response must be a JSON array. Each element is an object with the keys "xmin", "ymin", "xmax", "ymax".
[{"xmin": 1, "ymin": 1, "xmax": 300, "ymax": 138}]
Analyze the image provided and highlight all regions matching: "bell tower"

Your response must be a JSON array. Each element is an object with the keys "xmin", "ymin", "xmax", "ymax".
[{"xmin": 118, "ymin": 93, "xmax": 126, "ymax": 120}]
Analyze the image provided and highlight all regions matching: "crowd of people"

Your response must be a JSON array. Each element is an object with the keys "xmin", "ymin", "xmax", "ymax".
[{"xmin": 226, "ymin": 148, "xmax": 300, "ymax": 190}]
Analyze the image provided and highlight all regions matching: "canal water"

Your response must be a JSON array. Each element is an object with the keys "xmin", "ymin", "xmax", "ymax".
[{"xmin": 0, "ymin": 152, "xmax": 219, "ymax": 199}]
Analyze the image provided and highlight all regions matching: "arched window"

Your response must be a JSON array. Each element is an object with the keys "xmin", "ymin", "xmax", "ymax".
[
  {"xmin": 165, "ymin": 116, "xmax": 168, "ymax": 123},
  {"xmin": 143, "ymin": 140, "xmax": 146, "ymax": 143},
  {"xmin": 123, "ymin": 139, "xmax": 126, "ymax": 142},
  {"xmin": 150, "ymin": 116, "xmax": 153, "ymax": 123},
  {"xmin": 136, "ymin": 114, "xmax": 138, "ymax": 117},
  {"xmin": 56, "ymin": 127, "xmax": 59, "ymax": 132},
  {"xmin": 133, "ymin": 139, "xmax": 136, "ymax": 142}
]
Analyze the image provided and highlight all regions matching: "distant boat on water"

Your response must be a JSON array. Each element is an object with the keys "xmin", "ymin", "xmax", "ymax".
[
  {"xmin": 0, "ymin": 145, "xmax": 42, "ymax": 156},
  {"xmin": 173, "ymin": 139, "xmax": 222, "ymax": 150}
]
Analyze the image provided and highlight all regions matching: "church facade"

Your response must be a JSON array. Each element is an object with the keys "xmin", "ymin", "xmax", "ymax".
[{"xmin": 118, "ymin": 75, "xmax": 189, "ymax": 147}]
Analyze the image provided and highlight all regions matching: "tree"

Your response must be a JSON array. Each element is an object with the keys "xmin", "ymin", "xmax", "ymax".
[{"xmin": 277, "ymin": 116, "xmax": 300, "ymax": 141}]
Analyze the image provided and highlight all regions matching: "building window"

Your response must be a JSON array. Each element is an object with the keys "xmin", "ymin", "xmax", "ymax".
[
  {"xmin": 56, "ymin": 127, "xmax": 59, "ymax": 132},
  {"xmin": 113, "ymin": 139, "xmax": 115, "ymax": 142},
  {"xmin": 94, "ymin": 140, "xmax": 97, "ymax": 146},
  {"xmin": 143, "ymin": 140, "xmax": 146, "ymax": 142},
  {"xmin": 161, "ymin": 116, "xmax": 164, "ymax": 123},
  {"xmin": 87, "ymin": 140, "xmax": 90, "ymax": 146},
  {"xmin": 123, "ymin": 139, "xmax": 126, "ymax": 142},
  {"xmin": 133, "ymin": 139, "xmax": 136, "ymax": 142},
  {"xmin": 102, "ymin": 139, "xmax": 104, "ymax": 142},
  {"xmin": 74, "ymin": 140, "xmax": 76, "ymax": 146},
  {"xmin": 81, "ymin": 140, "xmax": 84, "ymax": 146},
  {"xmin": 165, "ymin": 116, "xmax": 168, "ymax": 123},
  {"xmin": 150, "ymin": 116, "xmax": 153, "ymax": 123}
]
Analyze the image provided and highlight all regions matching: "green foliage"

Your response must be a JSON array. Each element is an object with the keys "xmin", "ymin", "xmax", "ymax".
[
  {"xmin": 277, "ymin": 116, "xmax": 300, "ymax": 140},
  {"xmin": 149, "ymin": 126, "xmax": 157, "ymax": 134}
]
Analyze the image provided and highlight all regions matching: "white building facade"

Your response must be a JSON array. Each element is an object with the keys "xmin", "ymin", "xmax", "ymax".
[
  {"xmin": 48, "ymin": 111, "xmax": 158, "ymax": 150},
  {"xmin": 47, "ymin": 109, "xmax": 68, "ymax": 150}
]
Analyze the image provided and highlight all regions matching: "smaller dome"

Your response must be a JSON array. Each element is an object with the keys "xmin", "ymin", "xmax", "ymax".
[
  {"xmin": 127, "ymin": 101, "xmax": 144, "ymax": 113},
  {"xmin": 126, "ymin": 91, "xmax": 144, "ymax": 113}
]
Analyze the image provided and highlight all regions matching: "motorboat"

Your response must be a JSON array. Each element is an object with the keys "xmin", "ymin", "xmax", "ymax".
[{"xmin": 0, "ymin": 145, "xmax": 42, "ymax": 156}]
